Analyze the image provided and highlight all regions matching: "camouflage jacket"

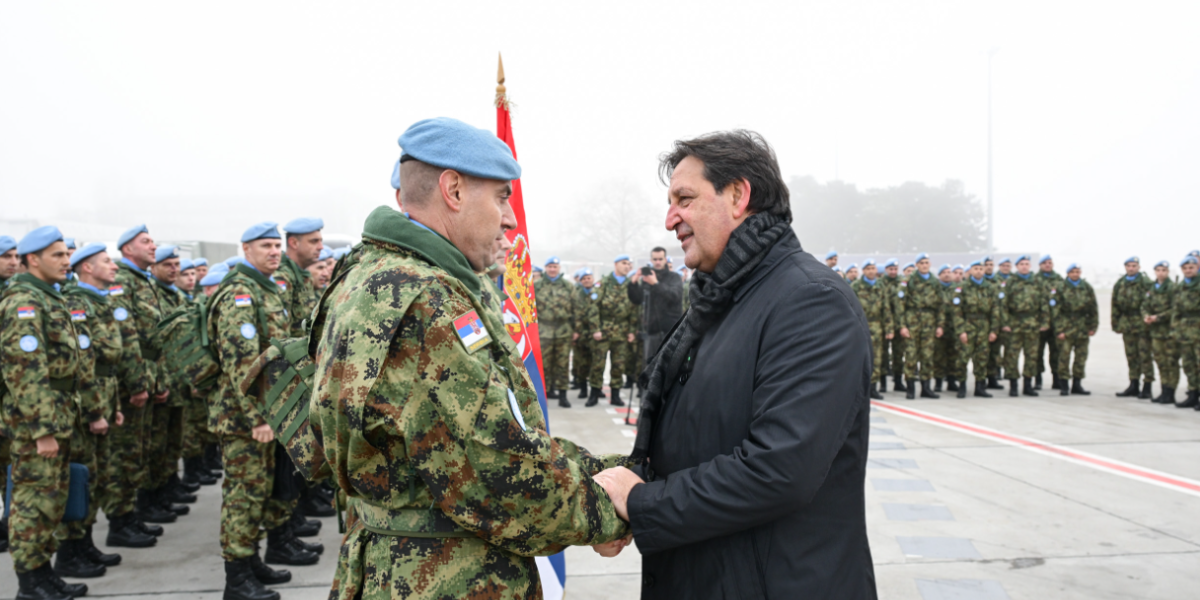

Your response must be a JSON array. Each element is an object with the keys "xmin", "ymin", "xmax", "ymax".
[
  {"xmin": 533, "ymin": 275, "xmax": 575, "ymax": 339},
  {"xmin": 1038, "ymin": 270, "xmax": 1064, "ymax": 329},
  {"xmin": 1050, "ymin": 279, "xmax": 1098, "ymax": 337},
  {"xmin": 110, "ymin": 260, "xmax": 162, "ymax": 396},
  {"xmin": 311, "ymin": 209, "xmax": 627, "ymax": 598},
  {"xmin": 154, "ymin": 277, "xmax": 190, "ymax": 405},
  {"xmin": 587, "ymin": 273, "xmax": 638, "ymax": 338},
  {"xmin": 206, "ymin": 263, "xmax": 289, "ymax": 436},
  {"xmin": 881, "ymin": 274, "xmax": 902, "ymax": 331},
  {"xmin": 999, "ymin": 274, "xmax": 1049, "ymax": 333},
  {"xmin": 0, "ymin": 274, "xmax": 82, "ymax": 441},
  {"xmin": 275, "ymin": 253, "xmax": 317, "ymax": 338},
  {"xmin": 64, "ymin": 284, "xmax": 124, "ymax": 423},
  {"xmin": 850, "ymin": 277, "xmax": 893, "ymax": 331},
  {"xmin": 1141, "ymin": 279, "xmax": 1175, "ymax": 339},
  {"xmin": 1171, "ymin": 276, "xmax": 1200, "ymax": 334},
  {"xmin": 950, "ymin": 278, "xmax": 1000, "ymax": 336},
  {"xmin": 1112, "ymin": 272, "xmax": 1152, "ymax": 334},
  {"xmin": 898, "ymin": 273, "xmax": 945, "ymax": 330},
  {"xmin": 576, "ymin": 283, "xmax": 600, "ymax": 333}
]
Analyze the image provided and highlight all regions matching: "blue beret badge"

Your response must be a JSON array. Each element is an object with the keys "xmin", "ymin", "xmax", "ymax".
[
  {"xmin": 20, "ymin": 335, "xmax": 39, "ymax": 352},
  {"xmin": 240, "ymin": 323, "xmax": 257, "ymax": 340},
  {"xmin": 113, "ymin": 307, "xmax": 129, "ymax": 321},
  {"xmin": 78, "ymin": 334, "xmax": 91, "ymax": 350}
]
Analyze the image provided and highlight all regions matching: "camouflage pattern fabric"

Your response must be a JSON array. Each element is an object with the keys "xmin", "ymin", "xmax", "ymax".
[
  {"xmin": 571, "ymin": 285, "xmax": 598, "ymax": 385},
  {"xmin": 933, "ymin": 282, "xmax": 958, "ymax": 379},
  {"xmin": 999, "ymin": 274, "xmax": 1049, "ymax": 378},
  {"xmin": 1036, "ymin": 270, "xmax": 1065, "ymax": 379},
  {"xmin": 881, "ymin": 274, "xmax": 905, "ymax": 379},
  {"xmin": 1173, "ymin": 276, "xmax": 1200, "ymax": 392},
  {"xmin": 535, "ymin": 275, "xmax": 576, "ymax": 391},
  {"xmin": 0, "ymin": 437, "xmax": 9, "ymax": 503},
  {"xmin": 899, "ymin": 273, "xmax": 945, "ymax": 381},
  {"xmin": 311, "ymin": 209, "xmax": 629, "ymax": 600},
  {"xmin": 219, "ymin": 434, "xmax": 291, "ymax": 560},
  {"xmin": 1112, "ymin": 272, "xmax": 1155, "ymax": 382},
  {"xmin": 147, "ymin": 405, "xmax": 184, "ymax": 490},
  {"xmin": 1050, "ymin": 279, "xmax": 1098, "ymax": 379},
  {"xmin": 951, "ymin": 278, "xmax": 1000, "ymax": 381},
  {"xmin": 1143, "ymin": 280, "xmax": 1179, "ymax": 389},
  {"xmin": 586, "ymin": 274, "xmax": 638, "ymax": 389},
  {"xmin": 275, "ymin": 254, "xmax": 318, "ymax": 338},
  {"xmin": 851, "ymin": 277, "xmax": 893, "ymax": 383},
  {"xmin": 988, "ymin": 272, "xmax": 1012, "ymax": 378},
  {"xmin": 109, "ymin": 261, "xmax": 163, "ymax": 500},
  {"xmin": 8, "ymin": 438, "xmax": 72, "ymax": 573}
]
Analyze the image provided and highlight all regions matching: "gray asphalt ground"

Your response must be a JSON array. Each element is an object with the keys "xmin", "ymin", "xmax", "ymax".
[{"xmin": 5, "ymin": 289, "xmax": 1198, "ymax": 600}]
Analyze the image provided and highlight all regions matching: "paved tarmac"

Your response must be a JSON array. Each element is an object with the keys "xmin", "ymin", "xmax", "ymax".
[{"xmin": 4, "ymin": 289, "xmax": 1198, "ymax": 599}]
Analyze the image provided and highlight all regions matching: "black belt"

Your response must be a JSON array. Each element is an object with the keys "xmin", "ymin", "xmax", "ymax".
[
  {"xmin": 95, "ymin": 360, "xmax": 118, "ymax": 378},
  {"xmin": 49, "ymin": 377, "xmax": 78, "ymax": 393},
  {"xmin": 141, "ymin": 348, "xmax": 160, "ymax": 361}
]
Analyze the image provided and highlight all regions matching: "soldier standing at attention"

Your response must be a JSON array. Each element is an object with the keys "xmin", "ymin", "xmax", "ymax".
[
  {"xmin": 1113, "ymin": 256, "xmax": 1156, "ymax": 399},
  {"xmin": 312, "ymin": 118, "xmax": 632, "ymax": 600},
  {"xmin": 586, "ymin": 255, "xmax": 638, "ymax": 407},
  {"xmin": 899, "ymin": 254, "xmax": 943, "ymax": 399},
  {"xmin": 209, "ymin": 222, "xmax": 318, "ymax": 600},
  {"xmin": 934, "ymin": 264, "xmax": 959, "ymax": 393},
  {"xmin": 0, "ymin": 234, "xmax": 17, "ymax": 552},
  {"xmin": 844, "ymin": 263, "xmax": 859, "ymax": 283},
  {"xmin": 950, "ymin": 260, "xmax": 1000, "ymax": 398},
  {"xmin": 148, "ymin": 245, "xmax": 197, "ymax": 515},
  {"xmin": 824, "ymin": 250, "xmax": 838, "ymax": 269},
  {"xmin": 1033, "ymin": 255, "xmax": 1066, "ymax": 391},
  {"xmin": 177, "ymin": 260, "xmax": 197, "ymax": 300},
  {"xmin": 1000, "ymin": 256, "xmax": 1049, "ymax": 397},
  {"xmin": 881, "ymin": 258, "xmax": 905, "ymax": 392},
  {"xmin": 851, "ymin": 259, "xmax": 892, "ymax": 399},
  {"xmin": 986, "ymin": 257, "xmax": 1012, "ymax": 389},
  {"xmin": 1172, "ymin": 256, "xmax": 1200, "ymax": 409},
  {"xmin": 1143, "ymin": 260, "xmax": 1180, "ymax": 405},
  {"xmin": 191, "ymin": 258, "xmax": 209, "ymax": 296},
  {"xmin": 2, "ymin": 226, "xmax": 90, "ymax": 600},
  {"xmin": 534, "ymin": 256, "xmax": 575, "ymax": 408},
  {"xmin": 573, "ymin": 268, "xmax": 598, "ymax": 399},
  {"xmin": 1051, "ymin": 263, "xmax": 1098, "ymax": 396},
  {"xmin": 278, "ymin": 217, "xmax": 325, "ymax": 337}
]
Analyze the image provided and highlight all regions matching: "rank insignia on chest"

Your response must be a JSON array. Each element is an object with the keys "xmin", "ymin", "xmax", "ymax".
[
  {"xmin": 70, "ymin": 310, "xmax": 87, "ymax": 322},
  {"xmin": 234, "ymin": 294, "xmax": 253, "ymax": 307},
  {"xmin": 17, "ymin": 306, "xmax": 35, "ymax": 319},
  {"xmin": 275, "ymin": 280, "xmax": 288, "ymax": 291},
  {"xmin": 108, "ymin": 285, "xmax": 124, "ymax": 296},
  {"xmin": 453, "ymin": 310, "xmax": 492, "ymax": 353}
]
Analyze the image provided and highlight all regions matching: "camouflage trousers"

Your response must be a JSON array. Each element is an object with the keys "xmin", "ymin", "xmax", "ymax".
[
  {"xmin": 183, "ymin": 398, "xmax": 216, "ymax": 460},
  {"xmin": 331, "ymin": 521, "xmax": 541, "ymax": 600},
  {"xmin": 957, "ymin": 322, "xmax": 992, "ymax": 381},
  {"xmin": 867, "ymin": 323, "xmax": 885, "ymax": 383},
  {"xmin": 8, "ymin": 437, "xmax": 71, "ymax": 573},
  {"xmin": 1122, "ymin": 332, "xmax": 1155, "ymax": 382},
  {"xmin": 219, "ymin": 434, "xmax": 291, "ymax": 560},
  {"xmin": 885, "ymin": 334, "xmax": 905, "ymax": 379},
  {"xmin": 105, "ymin": 396, "xmax": 147, "ymax": 517},
  {"xmin": 539, "ymin": 336, "xmax": 571, "ymax": 392},
  {"xmin": 572, "ymin": 338, "xmax": 592, "ymax": 386},
  {"xmin": 903, "ymin": 313, "xmax": 938, "ymax": 381},
  {"xmin": 988, "ymin": 332, "xmax": 1006, "ymax": 378},
  {"xmin": 1056, "ymin": 333, "xmax": 1090, "ymax": 379},
  {"xmin": 1003, "ymin": 329, "xmax": 1041, "ymax": 379},
  {"xmin": 589, "ymin": 334, "xmax": 630, "ymax": 389},
  {"xmin": 57, "ymin": 419, "xmax": 103, "ymax": 540},
  {"xmin": 934, "ymin": 331, "xmax": 958, "ymax": 379},
  {"xmin": 148, "ymin": 404, "xmax": 184, "ymax": 489},
  {"xmin": 1036, "ymin": 329, "xmax": 1060, "ymax": 378},
  {"xmin": 1151, "ymin": 338, "xmax": 1180, "ymax": 389},
  {"xmin": 1179, "ymin": 328, "xmax": 1200, "ymax": 393}
]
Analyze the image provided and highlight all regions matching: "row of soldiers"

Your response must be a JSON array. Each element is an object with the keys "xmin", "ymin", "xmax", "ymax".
[
  {"xmin": 0, "ymin": 220, "xmax": 342, "ymax": 600},
  {"xmin": 834, "ymin": 250, "xmax": 1200, "ymax": 408}
]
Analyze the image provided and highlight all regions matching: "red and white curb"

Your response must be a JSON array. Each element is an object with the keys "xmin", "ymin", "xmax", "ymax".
[{"xmin": 605, "ymin": 406, "xmax": 638, "ymax": 438}]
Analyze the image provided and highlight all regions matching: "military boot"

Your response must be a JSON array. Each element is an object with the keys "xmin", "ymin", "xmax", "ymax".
[
  {"xmin": 869, "ymin": 382, "xmax": 884, "ymax": 400},
  {"xmin": 105, "ymin": 512, "xmax": 155, "ymax": 548},
  {"xmin": 1071, "ymin": 378, "xmax": 1091, "ymax": 396},
  {"xmin": 947, "ymin": 377, "xmax": 960, "ymax": 392},
  {"xmin": 157, "ymin": 485, "xmax": 191, "ymax": 515},
  {"xmin": 1008, "ymin": 379, "xmax": 1019, "ymax": 397},
  {"xmin": 288, "ymin": 510, "xmax": 321, "ymax": 538},
  {"xmin": 1176, "ymin": 390, "xmax": 1199, "ymax": 409},
  {"xmin": 894, "ymin": 375, "xmax": 906, "ymax": 393},
  {"xmin": 1115, "ymin": 379, "xmax": 1140, "ymax": 397},
  {"xmin": 224, "ymin": 557, "xmax": 280, "ymax": 600},
  {"xmin": 974, "ymin": 381, "xmax": 993, "ymax": 398},
  {"xmin": 610, "ymin": 387, "xmax": 626, "ymax": 407},
  {"xmin": 205, "ymin": 444, "xmax": 224, "ymax": 475},
  {"xmin": 1034, "ymin": 373, "xmax": 1043, "ymax": 390},
  {"xmin": 288, "ymin": 521, "xmax": 324, "ymax": 555},
  {"xmin": 1152, "ymin": 387, "xmax": 1175, "ymax": 404},
  {"xmin": 934, "ymin": 378, "xmax": 943, "ymax": 392},
  {"xmin": 577, "ymin": 384, "xmax": 589, "ymax": 399},
  {"xmin": 905, "ymin": 380, "xmax": 916, "ymax": 400},
  {"xmin": 134, "ymin": 512, "xmax": 163, "ymax": 537},
  {"xmin": 81, "ymin": 526, "xmax": 121, "ymax": 566},
  {"xmin": 0, "ymin": 516, "xmax": 8, "ymax": 553},
  {"xmin": 585, "ymin": 387, "xmax": 601, "ymax": 407},
  {"xmin": 1139, "ymin": 380, "xmax": 1154, "ymax": 400},
  {"xmin": 15, "ymin": 565, "xmax": 72, "ymax": 600},
  {"xmin": 879, "ymin": 374, "xmax": 887, "ymax": 392},
  {"xmin": 920, "ymin": 380, "xmax": 940, "ymax": 399},
  {"xmin": 1051, "ymin": 376, "xmax": 1063, "ymax": 390},
  {"xmin": 298, "ymin": 490, "xmax": 335, "ymax": 518},
  {"xmin": 54, "ymin": 538, "xmax": 107, "ymax": 579},
  {"xmin": 1060, "ymin": 381, "xmax": 1070, "ymax": 396},
  {"xmin": 185, "ymin": 457, "xmax": 218, "ymax": 486},
  {"xmin": 42, "ymin": 562, "xmax": 88, "ymax": 597},
  {"xmin": 558, "ymin": 389, "xmax": 572, "ymax": 408},
  {"xmin": 264, "ymin": 525, "xmax": 319, "ymax": 566},
  {"xmin": 247, "ymin": 551, "xmax": 292, "ymax": 584},
  {"xmin": 1023, "ymin": 377, "xmax": 1039, "ymax": 397},
  {"xmin": 138, "ymin": 490, "xmax": 177, "ymax": 524},
  {"xmin": 164, "ymin": 476, "xmax": 198, "ymax": 504},
  {"xmin": 987, "ymin": 375, "xmax": 1004, "ymax": 390},
  {"xmin": 956, "ymin": 381, "xmax": 967, "ymax": 399}
]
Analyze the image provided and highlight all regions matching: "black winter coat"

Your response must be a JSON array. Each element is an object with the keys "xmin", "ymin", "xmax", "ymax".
[
  {"xmin": 628, "ymin": 267, "xmax": 684, "ymax": 335},
  {"xmin": 627, "ymin": 231, "xmax": 877, "ymax": 599}
]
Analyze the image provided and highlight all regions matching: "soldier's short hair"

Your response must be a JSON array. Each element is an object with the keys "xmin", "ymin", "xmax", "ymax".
[{"xmin": 658, "ymin": 130, "xmax": 792, "ymax": 223}]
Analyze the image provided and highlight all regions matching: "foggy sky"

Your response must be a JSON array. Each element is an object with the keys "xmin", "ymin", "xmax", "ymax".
[{"xmin": 2, "ymin": 1, "xmax": 1197, "ymax": 275}]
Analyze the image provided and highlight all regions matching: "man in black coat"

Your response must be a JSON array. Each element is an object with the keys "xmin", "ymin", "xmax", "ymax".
[
  {"xmin": 627, "ymin": 246, "xmax": 684, "ymax": 360},
  {"xmin": 594, "ymin": 130, "xmax": 877, "ymax": 599}
]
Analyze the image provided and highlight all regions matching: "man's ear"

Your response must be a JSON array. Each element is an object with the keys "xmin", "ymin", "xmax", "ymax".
[
  {"xmin": 439, "ymin": 169, "xmax": 466, "ymax": 214},
  {"xmin": 726, "ymin": 178, "xmax": 753, "ymax": 219}
]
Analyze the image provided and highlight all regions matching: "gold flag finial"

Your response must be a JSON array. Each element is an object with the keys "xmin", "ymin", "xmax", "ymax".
[{"xmin": 495, "ymin": 53, "xmax": 508, "ymax": 108}]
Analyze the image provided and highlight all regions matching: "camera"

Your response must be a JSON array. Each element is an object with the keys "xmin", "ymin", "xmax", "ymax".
[{"xmin": 641, "ymin": 266, "xmax": 653, "ymax": 276}]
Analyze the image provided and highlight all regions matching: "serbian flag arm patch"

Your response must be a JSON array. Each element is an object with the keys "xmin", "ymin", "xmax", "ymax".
[
  {"xmin": 17, "ymin": 306, "xmax": 36, "ymax": 319},
  {"xmin": 234, "ymin": 295, "xmax": 253, "ymax": 307},
  {"xmin": 453, "ymin": 310, "xmax": 492, "ymax": 353}
]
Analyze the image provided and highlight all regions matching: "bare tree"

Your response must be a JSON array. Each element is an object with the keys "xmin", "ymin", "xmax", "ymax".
[{"xmin": 568, "ymin": 178, "xmax": 663, "ymax": 261}]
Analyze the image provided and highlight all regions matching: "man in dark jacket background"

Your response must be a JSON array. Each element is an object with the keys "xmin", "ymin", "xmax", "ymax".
[
  {"xmin": 594, "ymin": 130, "xmax": 877, "ymax": 599},
  {"xmin": 627, "ymin": 246, "xmax": 684, "ymax": 361}
]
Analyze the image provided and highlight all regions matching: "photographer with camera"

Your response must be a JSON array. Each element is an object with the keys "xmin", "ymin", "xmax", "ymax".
[{"xmin": 628, "ymin": 247, "xmax": 685, "ymax": 365}]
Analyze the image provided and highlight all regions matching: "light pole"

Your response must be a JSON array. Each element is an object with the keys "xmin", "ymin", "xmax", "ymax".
[{"xmin": 987, "ymin": 47, "xmax": 999, "ymax": 254}]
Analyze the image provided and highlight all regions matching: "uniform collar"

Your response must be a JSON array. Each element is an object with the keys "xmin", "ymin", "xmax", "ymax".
[
  {"xmin": 862, "ymin": 276, "xmax": 876, "ymax": 285},
  {"xmin": 971, "ymin": 276, "xmax": 984, "ymax": 285},
  {"xmin": 76, "ymin": 281, "xmax": 107, "ymax": 295}
]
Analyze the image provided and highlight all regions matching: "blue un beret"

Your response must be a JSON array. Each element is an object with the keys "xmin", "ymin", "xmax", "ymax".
[
  {"xmin": 1154, "ymin": 260, "xmax": 1169, "ymax": 269},
  {"xmin": 938, "ymin": 264, "xmax": 951, "ymax": 274},
  {"xmin": 915, "ymin": 253, "xmax": 929, "ymax": 262},
  {"xmin": 0, "ymin": 235, "xmax": 16, "ymax": 254},
  {"xmin": 18, "ymin": 226, "xmax": 64, "ymax": 255},
  {"xmin": 1066, "ymin": 263, "xmax": 1080, "ymax": 273},
  {"xmin": 969, "ymin": 259, "xmax": 983, "ymax": 268},
  {"xmin": 155, "ymin": 245, "xmax": 180, "ymax": 263},
  {"xmin": 581, "ymin": 267, "xmax": 594, "ymax": 276},
  {"xmin": 824, "ymin": 250, "xmax": 838, "ymax": 260},
  {"xmin": 953, "ymin": 264, "xmax": 964, "ymax": 271},
  {"xmin": 614, "ymin": 254, "xmax": 631, "ymax": 263},
  {"xmin": 982, "ymin": 255, "xmax": 992, "ymax": 263},
  {"xmin": 533, "ymin": 265, "xmax": 543, "ymax": 273},
  {"xmin": 118, "ymin": 224, "xmax": 149, "ymax": 250},
  {"xmin": 847, "ymin": 263, "xmax": 858, "ymax": 271},
  {"xmin": 224, "ymin": 256, "xmax": 246, "ymax": 268},
  {"xmin": 1124, "ymin": 256, "xmax": 1139, "ymax": 265},
  {"xmin": 862, "ymin": 259, "xmax": 875, "ymax": 267},
  {"xmin": 903, "ymin": 262, "xmax": 915, "ymax": 270},
  {"xmin": 284, "ymin": 217, "xmax": 324, "ymax": 235},
  {"xmin": 70, "ymin": 243, "xmax": 107, "ymax": 270},
  {"xmin": 318, "ymin": 248, "xmax": 334, "ymax": 261},
  {"xmin": 180, "ymin": 259, "xmax": 195, "ymax": 272},
  {"xmin": 390, "ymin": 117, "xmax": 521, "ymax": 189},
  {"xmin": 998, "ymin": 257, "xmax": 1012, "ymax": 265},
  {"xmin": 883, "ymin": 258, "xmax": 897, "ymax": 268},
  {"xmin": 1016, "ymin": 255, "xmax": 1030, "ymax": 264},
  {"xmin": 1181, "ymin": 256, "xmax": 1198, "ymax": 267},
  {"xmin": 241, "ymin": 222, "xmax": 280, "ymax": 243},
  {"xmin": 193, "ymin": 257, "xmax": 208, "ymax": 267},
  {"xmin": 332, "ymin": 247, "xmax": 352, "ymax": 260},
  {"xmin": 1040, "ymin": 254, "xmax": 1053, "ymax": 264},
  {"xmin": 545, "ymin": 256, "xmax": 560, "ymax": 266},
  {"xmin": 64, "ymin": 238, "xmax": 76, "ymax": 250},
  {"xmin": 199, "ymin": 263, "xmax": 230, "ymax": 287}
]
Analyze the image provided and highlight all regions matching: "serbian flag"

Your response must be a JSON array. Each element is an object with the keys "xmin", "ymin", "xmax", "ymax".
[{"xmin": 494, "ymin": 54, "xmax": 566, "ymax": 600}]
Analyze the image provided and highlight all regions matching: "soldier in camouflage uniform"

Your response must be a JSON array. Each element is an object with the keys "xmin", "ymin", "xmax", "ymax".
[
  {"xmin": 1, "ymin": 227, "xmax": 91, "ymax": 600},
  {"xmin": 572, "ymin": 269, "xmax": 598, "ymax": 399},
  {"xmin": 933, "ymin": 264, "xmax": 960, "ymax": 393},
  {"xmin": 985, "ymin": 257, "xmax": 1012, "ymax": 389},
  {"xmin": 880, "ymin": 258, "xmax": 906, "ymax": 392},
  {"xmin": 898, "ymin": 255, "xmax": 944, "ymax": 399},
  {"xmin": 1143, "ymin": 260, "xmax": 1180, "ymax": 404},
  {"xmin": 586, "ymin": 255, "xmax": 639, "ymax": 407},
  {"xmin": 0, "ymin": 234, "xmax": 17, "ymax": 553},
  {"xmin": 999, "ymin": 256, "xmax": 1050, "ymax": 397},
  {"xmin": 1113, "ymin": 256, "xmax": 1156, "ymax": 399},
  {"xmin": 1050, "ymin": 263, "xmax": 1098, "ymax": 396},
  {"xmin": 313, "ymin": 123, "xmax": 631, "ymax": 600},
  {"xmin": 851, "ymin": 259, "xmax": 892, "ymax": 399},
  {"xmin": 278, "ymin": 217, "xmax": 324, "ymax": 338},
  {"xmin": 1034, "ymin": 255, "xmax": 1066, "ymax": 391},
  {"xmin": 534, "ymin": 256, "xmax": 575, "ymax": 407},
  {"xmin": 209, "ymin": 222, "xmax": 318, "ymax": 600},
  {"xmin": 1173, "ymin": 256, "xmax": 1200, "ymax": 409},
  {"xmin": 950, "ymin": 260, "xmax": 1000, "ymax": 398}
]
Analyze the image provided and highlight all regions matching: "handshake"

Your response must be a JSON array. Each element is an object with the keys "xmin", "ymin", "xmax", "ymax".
[{"xmin": 591, "ymin": 466, "xmax": 645, "ymax": 558}]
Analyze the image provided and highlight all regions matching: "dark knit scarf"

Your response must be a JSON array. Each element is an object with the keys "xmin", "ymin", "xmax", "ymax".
[{"xmin": 631, "ymin": 212, "xmax": 792, "ymax": 466}]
